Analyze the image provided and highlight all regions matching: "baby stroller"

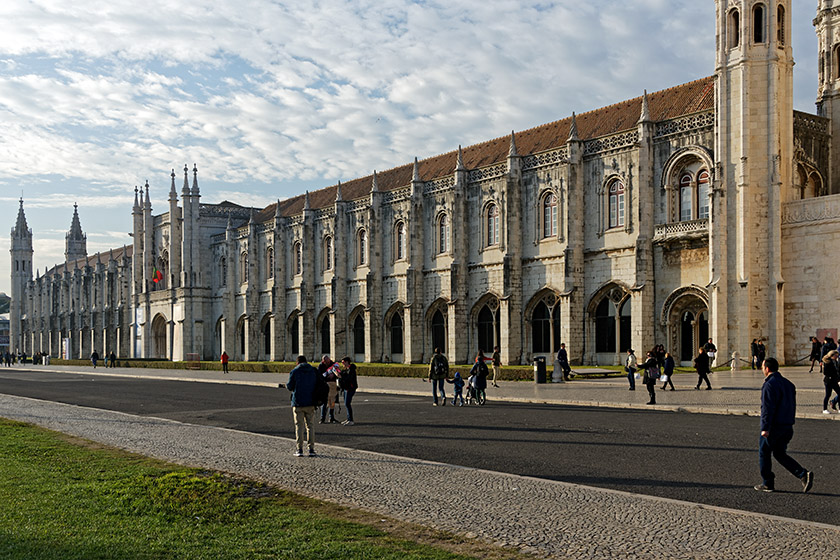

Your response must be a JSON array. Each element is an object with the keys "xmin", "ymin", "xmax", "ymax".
[{"xmin": 465, "ymin": 374, "xmax": 486, "ymax": 405}]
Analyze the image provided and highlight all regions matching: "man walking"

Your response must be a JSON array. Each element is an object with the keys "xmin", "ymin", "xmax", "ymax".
[
  {"xmin": 754, "ymin": 357, "xmax": 813, "ymax": 493},
  {"xmin": 428, "ymin": 348, "xmax": 449, "ymax": 405},
  {"xmin": 491, "ymin": 346, "xmax": 501, "ymax": 387},
  {"xmin": 557, "ymin": 343, "xmax": 572, "ymax": 381},
  {"xmin": 287, "ymin": 355, "xmax": 320, "ymax": 457},
  {"xmin": 694, "ymin": 347, "xmax": 712, "ymax": 390}
]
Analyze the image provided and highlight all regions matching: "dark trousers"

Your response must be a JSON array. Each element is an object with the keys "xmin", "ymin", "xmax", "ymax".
[
  {"xmin": 431, "ymin": 378, "xmax": 446, "ymax": 402},
  {"xmin": 759, "ymin": 427, "xmax": 806, "ymax": 488},
  {"xmin": 344, "ymin": 389, "xmax": 356, "ymax": 422},
  {"xmin": 696, "ymin": 371, "xmax": 711, "ymax": 389},
  {"xmin": 662, "ymin": 373, "xmax": 675, "ymax": 390},
  {"xmin": 627, "ymin": 368, "xmax": 636, "ymax": 390},
  {"xmin": 645, "ymin": 380, "xmax": 656, "ymax": 403},
  {"xmin": 823, "ymin": 381, "xmax": 840, "ymax": 410}
]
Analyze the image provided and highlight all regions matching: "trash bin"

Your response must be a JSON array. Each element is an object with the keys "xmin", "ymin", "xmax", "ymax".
[{"xmin": 533, "ymin": 356, "xmax": 547, "ymax": 384}]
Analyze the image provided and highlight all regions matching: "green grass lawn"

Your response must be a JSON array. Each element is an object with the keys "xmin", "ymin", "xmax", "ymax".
[{"xmin": 0, "ymin": 420, "xmax": 525, "ymax": 560}]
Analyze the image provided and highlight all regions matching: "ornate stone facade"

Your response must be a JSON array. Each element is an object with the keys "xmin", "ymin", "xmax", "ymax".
[{"xmin": 11, "ymin": 1, "xmax": 840, "ymax": 365}]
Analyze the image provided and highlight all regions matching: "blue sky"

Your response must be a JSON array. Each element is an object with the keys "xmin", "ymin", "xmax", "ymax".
[{"xmin": 0, "ymin": 0, "xmax": 821, "ymax": 295}]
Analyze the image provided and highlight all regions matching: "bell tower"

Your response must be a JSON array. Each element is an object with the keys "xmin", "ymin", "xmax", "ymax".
[
  {"xmin": 815, "ymin": 0, "xmax": 840, "ymax": 192},
  {"xmin": 711, "ymin": 0, "xmax": 793, "ymax": 360},
  {"xmin": 10, "ymin": 198, "xmax": 33, "ymax": 354}
]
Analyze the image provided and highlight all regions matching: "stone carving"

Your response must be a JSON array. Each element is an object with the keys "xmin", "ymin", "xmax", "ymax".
[
  {"xmin": 781, "ymin": 194, "xmax": 840, "ymax": 225},
  {"xmin": 425, "ymin": 176, "xmax": 455, "ymax": 194},
  {"xmin": 583, "ymin": 131, "xmax": 639, "ymax": 156},
  {"xmin": 655, "ymin": 111, "xmax": 715, "ymax": 138},
  {"xmin": 468, "ymin": 163, "xmax": 507, "ymax": 183},
  {"xmin": 793, "ymin": 111, "xmax": 829, "ymax": 135},
  {"xmin": 654, "ymin": 219, "xmax": 709, "ymax": 240},
  {"xmin": 522, "ymin": 146, "xmax": 569, "ymax": 171}
]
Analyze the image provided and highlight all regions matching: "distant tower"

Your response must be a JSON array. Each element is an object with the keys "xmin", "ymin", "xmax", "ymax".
[
  {"xmin": 10, "ymin": 198, "xmax": 33, "ymax": 353},
  {"xmin": 712, "ymin": 0, "xmax": 793, "ymax": 359},
  {"xmin": 815, "ymin": 0, "xmax": 840, "ymax": 192},
  {"xmin": 65, "ymin": 203, "xmax": 87, "ymax": 264}
]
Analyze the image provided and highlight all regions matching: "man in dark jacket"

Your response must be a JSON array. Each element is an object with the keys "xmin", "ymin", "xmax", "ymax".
[
  {"xmin": 287, "ymin": 356, "xmax": 320, "ymax": 457},
  {"xmin": 428, "ymin": 348, "xmax": 449, "ymax": 406},
  {"xmin": 693, "ymin": 347, "xmax": 712, "ymax": 390},
  {"xmin": 754, "ymin": 357, "xmax": 813, "ymax": 493}
]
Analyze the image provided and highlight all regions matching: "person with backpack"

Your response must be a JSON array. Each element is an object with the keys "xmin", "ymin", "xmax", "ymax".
[
  {"xmin": 640, "ymin": 350, "xmax": 659, "ymax": 405},
  {"xmin": 468, "ymin": 351, "xmax": 490, "ymax": 404},
  {"xmin": 428, "ymin": 348, "xmax": 449, "ymax": 406},
  {"xmin": 286, "ymin": 355, "xmax": 322, "ymax": 457},
  {"xmin": 338, "ymin": 357, "xmax": 358, "ymax": 425}
]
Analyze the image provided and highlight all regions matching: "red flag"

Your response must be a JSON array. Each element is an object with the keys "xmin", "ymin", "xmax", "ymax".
[{"xmin": 153, "ymin": 267, "xmax": 163, "ymax": 283}]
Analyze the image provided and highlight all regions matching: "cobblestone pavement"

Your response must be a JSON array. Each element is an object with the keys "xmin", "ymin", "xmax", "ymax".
[{"xmin": 1, "ymin": 378, "xmax": 839, "ymax": 559}]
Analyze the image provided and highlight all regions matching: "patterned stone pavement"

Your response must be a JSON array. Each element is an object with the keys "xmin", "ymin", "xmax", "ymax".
[{"xmin": 1, "ymin": 364, "xmax": 839, "ymax": 559}]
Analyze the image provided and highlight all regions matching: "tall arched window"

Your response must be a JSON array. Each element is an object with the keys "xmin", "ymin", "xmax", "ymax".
[
  {"xmin": 266, "ymin": 247, "xmax": 274, "ymax": 279},
  {"xmin": 390, "ymin": 313, "xmax": 403, "ymax": 355},
  {"xmin": 358, "ymin": 229, "xmax": 368, "ymax": 266},
  {"xmin": 240, "ymin": 252, "xmax": 248, "ymax": 284},
  {"xmin": 353, "ymin": 315, "xmax": 365, "ymax": 355},
  {"xmin": 486, "ymin": 204, "xmax": 499, "ymax": 247},
  {"xmin": 320, "ymin": 315, "xmax": 330, "ymax": 355},
  {"xmin": 608, "ymin": 180, "xmax": 625, "ymax": 228},
  {"xmin": 294, "ymin": 242, "xmax": 302, "ymax": 276},
  {"xmin": 324, "ymin": 236, "xmax": 333, "ymax": 271},
  {"xmin": 729, "ymin": 9, "xmax": 740, "ymax": 49},
  {"xmin": 777, "ymin": 4, "xmax": 785, "ymax": 46},
  {"xmin": 594, "ymin": 299, "xmax": 616, "ymax": 353},
  {"xmin": 431, "ymin": 310, "xmax": 446, "ymax": 353},
  {"xmin": 263, "ymin": 321, "xmax": 271, "ymax": 355},
  {"xmin": 477, "ymin": 304, "xmax": 499, "ymax": 354},
  {"xmin": 753, "ymin": 3, "xmax": 765, "ymax": 44},
  {"xmin": 698, "ymin": 170, "xmax": 711, "ymax": 219},
  {"xmin": 290, "ymin": 315, "xmax": 299, "ymax": 355},
  {"xmin": 542, "ymin": 193, "xmax": 557, "ymax": 238},
  {"xmin": 679, "ymin": 173, "xmax": 693, "ymax": 222},
  {"xmin": 532, "ymin": 302, "xmax": 551, "ymax": 353},
  {"xmin": 438, "ymin": 214, "xmax": 450, "ymax": 254},
  {"xmin": 395, "ymin": 221, "xmax": 406, "ymax": 261}
]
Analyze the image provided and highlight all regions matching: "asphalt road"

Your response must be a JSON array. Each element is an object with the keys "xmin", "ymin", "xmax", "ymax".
[{"xmin": 0, "ymin": 368, "xmax": 837, "ymax": 526}]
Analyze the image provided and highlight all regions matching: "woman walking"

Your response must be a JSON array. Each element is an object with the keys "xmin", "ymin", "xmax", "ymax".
[
  {"xmin": 339, "ymin": 357, "xmax": 358, "ymax": 425},
  {"xmin": 822, "ymin": 350, "xmax": 840, "ymax": 414},
  {"xmin": 809, "ymin": 336, "xmax": 823, "ymax": 373},
  {"xmin": 661, "ymin": 352, "xmax": 676, "ymax": 391},
  {"xmin": 640, "ymin": 351, "xmax": 659, "ymax": 405}
]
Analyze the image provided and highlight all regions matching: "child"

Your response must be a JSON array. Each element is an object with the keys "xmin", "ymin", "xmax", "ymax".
[{"xmin": 446, "ymin": 372, "xmax": 465, "ymax": 406}]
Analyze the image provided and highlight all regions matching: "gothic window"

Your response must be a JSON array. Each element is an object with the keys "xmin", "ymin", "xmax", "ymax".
[
  {"xmin": 608, "ymin": 179, "xmax": 625, "ymax": 229},
  {"xmin": 431, "ymin": 310, "xmax": 446, "ymax": 353},
  {"xmin": 266, "ymin": 247, "xmax": 274, "ymax": 279},
  {"xmin": 753, "ymin": 4, "xmax": 765, "ymax": 44},
  {"xmin": 542, "ymin": 192, "xmax": 557, "ymax": 238},
  {"xmin": 320, "ymin": 315, "xmax": 330, "ymax": 355},
  {"xmin": 477, "ymin": 304, "xmax": 500, "ymax": 354},
  {"xmin": 697, "ymin": 170, "xmax": 711, "ymax": 219},
  {"xmin": 679, "ymin": 173, "xmax": 693, "ymax": 222},
  {"xmin": 239, "ymin": 252, "xmax": 248, "ymax": 284},
  {"xmin": 532, "ymin": 302, "xmax": 552, "ymax": 353},
  {"xmin": 357, "ymin": 229, "xmax": 368, "ymax": 266},
  {"xmin": 290, "ymin": 315, "xmax": 299, "ymax": 355},
  {"xmin": 324, "ymin": 236, "xmax": 333, "ymax": 271},
  {"xmin": 294, "ymin": 242, "xmax": 302, "ymax": 276},
  {"xmin": 729, "ymin": 9, "xmax": 740, "ymax": 49},
  {"xmin": 437, "ymin": 213, "xmax": 450, "ymax": 254},
  {"xmin": 394, "ymin": 221, "xmax": 406, "ymax": 261},
  {"xmin": 263, "ymin": 321, "xmax": 271, "ymax": 355},
  {"xmin": 594, "ymin": 298, "xmax": 616, "ymax": 353},
  {"xmin": 353, "ymin": 315, "xmax": 365, "ymax": 355},
  {"xmin": 776, "ymin": 4, "xmax": 785, "ymax": 46},
  {"xmin": 619, "ymin": 299, "xmax": 632, "ymax": 353},
  {"xmin": 390, "ymin": 312, "xmax": 403, "ymax": 355},
  {"xmin": 486, "ymin": 204, "xmax": 500, "ymax": 247}
]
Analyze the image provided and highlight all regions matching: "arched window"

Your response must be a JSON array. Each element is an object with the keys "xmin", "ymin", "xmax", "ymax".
[
  {"xmin": 697, "ymin": 170, "xmax": 711, "ymax": 219},
  {"xmin": 679, "ymin": 173, "xmax": 693, "ymax": 222},
  {"xmin": 358, "ymin": 229, "xmax": 368, "ymax": 266},
  {"xmin": 240, "ymin": 252, "xmax": 248, "ymax": 284},
  {"xmin": 777, "ymin": 4, "xmax": 785, "ymax": 46},
  {"xmin": 353, "ymin": 315, "xmax": 365, "ymax": 355},
  {"xmin": 431, "ymin": 310, "xmax": 446, "ymax": 353},
  {"xmin": 486, "ymin": 204, "xmax": 500, "ymax": 247},
  {"xmin": 290, "ymin": 315, "xmax": 299, "ymax": 355},
  {"xmin": 542, "ymin": 193, "xmax": 557, "ymax": 238},
  {"xmin": 294, "ymin": 242, "xmax": 302, "ymax": 276},
  {"xmin": 324, "ymin": 236, "xmax": 333, "ymax": 271},
  {"xmin": 619, "ymin": 299, "xmax": 632, "ymax": 353},
  {"xmin": 266, "ymin": 247, "xmax": 274, "ymax": 279},
  {"xmin": 263, "ymin": 321, "xmax": 271, "ymax": 355},
  {"xmin": 477, "ymin": 304, "xmax": 499, "ymax": 354},
  {"xmin": 390, "ymin": 313, "xmax": 403, "ymax": 355},
  {"xmin": 729, "ymin": 9, "xmax": 740, "ymax": 49},
  {"xmin": 608, "ymin": 180, "xmax": 625, "ymax": 228},
  {"xmin": 320, "ymin": 315, "xmax": 330, "ymax": 355},
  {"xmin": 219, "ymin": 257, "xmax": 227, "ymax": 287},
  {"xmin": 753, "ymin": 3, "xmax": 765, "ymax": 44},
  {"xmin": 834, "ymin": 45, "xmax": 840, "ymax": 80},
  {"xmin": 532, "ymin": 302, "xmax": 551, "ymax": 353},
  {"xmin": 594, "ymin": 299, "xmax": 616, "ymax": 353},
  {"xmin": 395, "ymin": 221, "xmax": 406, "ymax": 261},
  {"xmin": 438, "ymin": 214, "xmax": 450, "ymax": 254}
]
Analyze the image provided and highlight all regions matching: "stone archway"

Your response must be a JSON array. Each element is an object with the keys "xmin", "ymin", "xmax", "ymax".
[
  {"xmin": 151, "ymin": 314, "xmax": 168, "ymax": 360},
  {"xmin": 661, "ymin": 286, "xmax": 709, "ymax": 366}
]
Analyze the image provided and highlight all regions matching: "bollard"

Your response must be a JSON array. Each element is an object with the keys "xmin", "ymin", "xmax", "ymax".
[{"xmin": 731, "ymin": 351, "xmax": 739, "ymax": 372}]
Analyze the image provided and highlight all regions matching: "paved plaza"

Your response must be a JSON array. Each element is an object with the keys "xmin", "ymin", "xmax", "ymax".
[{"xmin": 0, "ymin": 363, "xmax": 838, "ymax": 558}]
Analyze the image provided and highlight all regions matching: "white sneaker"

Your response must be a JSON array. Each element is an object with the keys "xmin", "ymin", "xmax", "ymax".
[
  {"xmin": 342, "ymin": 420, "xmax": 354, "ymax": 425},
  {"xmin": 823, "ymin": 409, "xmax": 831, "ymax": 415}
]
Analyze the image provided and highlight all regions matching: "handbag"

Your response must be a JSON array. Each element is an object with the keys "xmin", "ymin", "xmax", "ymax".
[{"xmin": 659, "ymin": 374, "xmax": 669, "ymax": 382}]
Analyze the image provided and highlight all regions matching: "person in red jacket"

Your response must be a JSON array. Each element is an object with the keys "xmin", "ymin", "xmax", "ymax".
[{"xmin": 220, "ymin": 351, "xmax": 229, "ymax": 374}]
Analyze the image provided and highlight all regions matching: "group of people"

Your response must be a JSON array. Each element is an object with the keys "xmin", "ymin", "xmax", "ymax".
[
  {"xmin": 428, "ymin": 348, "xmax": 496, "ymax": 406},
  {"xmin": 285, "ymin": 354, "xmax": 358, "ymax": 457},
  {"xmin": 624, "ymin": 345, "xmax": 677, "ymax": 404},
  {"xmin": 90, "ymin": 351, "xmax": 117, "ymax": 368},
  {"xmin": 809, "ymin": 335, "xmax": 837, "ymax": 373}
]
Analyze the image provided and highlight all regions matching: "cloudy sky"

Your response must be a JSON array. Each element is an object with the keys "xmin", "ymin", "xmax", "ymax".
[{"xmin": 0, "ymin": 0, "xmax": 820, "ymax": 295}]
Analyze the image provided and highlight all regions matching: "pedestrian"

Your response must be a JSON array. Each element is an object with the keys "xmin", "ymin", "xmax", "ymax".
[
  {"xmin": 821, "ymin": 350, "xmax": 840, "ymax": 414},
  {"xmin": 469, "ymin": 351, "xmax": 490, "ymax": 403},
  {"xmin": 220, "ymin": 351, "xmax": 229, "ymax": 374},
  {"xmin": 338, "ymin": 356, "xmax": 358, "ymax": 425},
  {"xmin": 557, "ymin": 343, "xmax": 572, "ymax": 381},
  {"xmin": 809, "ymin": 336, "xmax": 823, "ymax": 373},
  {"xmin": 756, "ymin": 340, "xmax": 766, "ymax": 370},
  {"xmin": 661, "ymin": 351, "xmax": 676, "ymax": 391},
  {"xmin": 694, "ymin": 347, "xmax": 712, "ymax": 390},
  {"xmin": 754, "ymin": 357, "xmax": 814, "ymax": 493},
  {"xmin": 318, "ymin": 355, "xmax": 339, "ymax": 423},
  {"xmin": 286, "ymin": 355, "xmax": 320, "ymax": 457},
  {"xmin": 428, "ymin": 347, "xmax": 449, "ymax": 406},
  {"xmin": 625, "ymin": 349, "xmax": 638, "ymax": 391},
  {"xmin": 446, "ymin": 371, "xmax": 466, "ymax": 406},
  {"xmin": 491, "ymin": 346, "xmax": 501, "ymax": 387},
  {"xmin": 640, "ymin": 350, "xmax": 659, "ymax": 405},
  {"xmin": 90, "ymin": 350, "xmax": 99, "ymax": 368},
  {"xmin": 703, "ymin": 338, "xmax": 717, "ymax": 367},
  {"xmin": 108, "ymin": 351, "xmax": 116, "ymax": 368},
  {"xmin": 751, "ymin": 339, "xmax": 759, "ymax": 370}
]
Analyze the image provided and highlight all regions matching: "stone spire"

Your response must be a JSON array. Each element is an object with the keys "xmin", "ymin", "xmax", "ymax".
[
  {"xmin": 335, "ymin": 180, "xmax": 343, "ymax": 202},
  {"xmin": 275, "ymin": 199, "xmax": 282, "ymax": 218},
  {"xmin": 249, "ymin": 208, "xmax": 256, "ymax": 225},
  {"xmin": 304, "ymin": 190, "xmax": 311, "ymax": 210},
  {"xmin": 508, "ymin": 131, "xmax": 518, "ymax": 157},
  {"xmin": 191, "ymin": 164, "xmax": 200, "ymax": 197},
  {"xmin": 226, "ymin": 212, "xmax": 233, "ymax": 231},
  {"xmin": 144, "ymin": 180, "xmax": 151, "ymax": 210},
  {"xmin": 169, "ymin": 169, "xmax": 178, "ymax": 201},
  {"xmin": 456, "ymin": 145, "xmax": 466, "ymax": 171},
  {"xmin": 568, "ymin": 112, "xmax": 580, "ymax": 142},
  {"xmin": 133, "ymin": 186, "xmax": 140, "ymax": 212},
  {"xmin": 182, "ymin": 164, "xmax": 190, "ymax": 198},
  {"xmin": 371, "ymin": 170, "xmax": 379, "ymax": 192},
  {"xmin": 638, "ymin": 90, "xmax": 651, "ymax": 123},
  {"xmin": 12, "ymin": 198, "xmax": 29, "ymax": 238},
  {"xmin": 412, "ymin": 157, "xmax": 421, "ymax": 182},
  {"xmin": 65, "ymin": 203, "xmax": 87, "ymax": 264}
]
